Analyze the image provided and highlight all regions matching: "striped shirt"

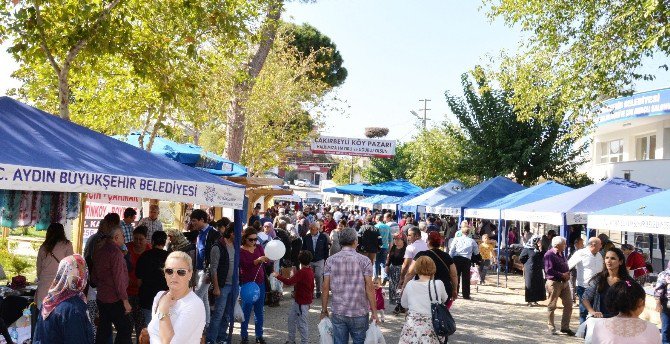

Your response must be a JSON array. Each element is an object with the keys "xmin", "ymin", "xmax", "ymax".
[
  {"xmin": 137, "ymin": 217, "xmax": 163, "ymax": 241},
  {"xmin": 324, "ymin": 247, "xmax": 373, "ymax": 317},
  {"xmin": 120, "ymin": 221, "xmax": 134, "ymax": 244}
]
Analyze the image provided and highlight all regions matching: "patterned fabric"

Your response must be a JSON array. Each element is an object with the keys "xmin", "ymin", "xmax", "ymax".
[
  {"xmin": 120, "ymin": 221, "xmax": 134, "ymax": 244},
  {"xmin": 524, "ymin": 234, "xmax": 542, "ymax": 250},
  {"xmin": 388, "ymin": 265, "xmax": 402, "ymax": 305},
  {"xmin": 398, "ymin": 311, "xmax": 442, "ymax": 344},
  {"xmin": 41, "ymin": 254, "xmax": 88, "ymax": 319},
  {"xmin": 323, "ymin": 247, "xmax": 373, "ymax": 317},
  {"xmin": 167, "ymin": 229, "xmax": 190, "ymax": 252}
]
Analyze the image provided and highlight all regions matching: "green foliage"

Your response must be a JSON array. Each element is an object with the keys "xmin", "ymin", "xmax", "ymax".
[
  {"xmin": 331, "ymin": 158, "xmax": 363, "ymax": 185},
  {"xmin": 445, "ymin": 67, "xmax": 587, "ymax": 186},
  {"xmin": 283, "ymin": 22, "xmax": 347, "ymax": 88},
  {"xmin": 362, "ymin": 143, "xmax": 410, "ymax": 184},
  {"xmin": 485, "ymin": 0, "xmax": 670, "ymax": 131},
  {"xmin": 404, "ymin": 128, "xmax": 478, "ymax": 188},
  {"xmin": 9, "ymin": 255, "xmax": 31, "ymax": 276},
  {"xmin": 558, "ymin": 172, "xmax": 595, "ymax": 189}
]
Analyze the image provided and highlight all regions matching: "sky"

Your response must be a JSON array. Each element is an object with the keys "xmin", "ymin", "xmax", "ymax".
[{"xmin": 1, "ymin": 0, "xmax": 668, "ymax": 143}]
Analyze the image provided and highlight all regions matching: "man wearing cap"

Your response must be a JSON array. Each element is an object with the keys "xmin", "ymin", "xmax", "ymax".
[{"xmin": 449, "ymin": 221, "xmax": 479, "ymax": 299}]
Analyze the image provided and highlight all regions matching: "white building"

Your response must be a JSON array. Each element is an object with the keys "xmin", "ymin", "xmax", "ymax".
[{"xmin": 587, "ymin": 87, "xmax": 670, "ymax": 188}]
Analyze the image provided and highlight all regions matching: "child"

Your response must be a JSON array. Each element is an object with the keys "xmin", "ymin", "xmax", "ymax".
[
  {"xmin": 272, "ymin": 250, "xmax": 315, "ymax": 344},
  {"xmin": 373, "ymin": 277, "xmax": 385, "ymax": 323},
  {"xmin": 478, "ymin": 234, "xmax": 495, "ymax": 285}
]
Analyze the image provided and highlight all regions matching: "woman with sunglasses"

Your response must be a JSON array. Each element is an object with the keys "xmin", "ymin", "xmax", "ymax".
[
  {"xmin": 147, "ymin": 251, "xmax": 205, "ymax": 344},
  {"xmin": 240, "ymin": 227, "xmax": 271, "ymax": 344}
]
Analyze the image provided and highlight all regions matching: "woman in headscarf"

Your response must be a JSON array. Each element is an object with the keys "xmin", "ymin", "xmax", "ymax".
[
  {"xmin": 519, "ymin": 235, "xmax": 547, "ymax": 306},
  {"xmin": 33, "ymin": 254, "xmax": 93, "ymax": 344},
  {"xmin": 166, "ymin": 229, "xmax": 191, "ymax": 253}
]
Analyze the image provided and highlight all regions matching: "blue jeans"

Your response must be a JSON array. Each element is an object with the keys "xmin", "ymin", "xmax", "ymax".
[
  {"xmin": 374, "ymin": 248, "xmax": 388, "ymax": 279},
  {"xmin": 207, "ymin": 284, "xmax": 233, "ymax": 343},
  {"xmin": 661, "ymin": 306, "xmax": 670, "ymax": 344},
  {"xmin": 576, "ymin": 286, "xmax": 587, "ymax": 324},
  {"xmin": 241, "ymin": 282, "xmax": 265, "ymax": 340},
  {"xmin": 141, "ymin": 308, "xmax": 152, "ymax": 327},
  {"xmin": 331, "ymin": 313, "xmax": 369, "ymax": 344}
]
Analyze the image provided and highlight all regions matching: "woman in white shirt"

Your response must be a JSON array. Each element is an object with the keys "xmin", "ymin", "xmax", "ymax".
[
  {"xmin": 148, "ymin": 251, "xmax": 205, "ymax": 344},
  {"xmin": 589, "ymin": 280, "xmax": 661, "ymax": 344},
  {"xmin": 399, "ymin": 256, "xmax": 448, "ymax": 344}
]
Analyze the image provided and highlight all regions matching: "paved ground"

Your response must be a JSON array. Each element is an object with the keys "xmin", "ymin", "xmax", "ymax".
[{"xmin": 227, "ymin": 273, "xmax": 583, "ymax": 343}]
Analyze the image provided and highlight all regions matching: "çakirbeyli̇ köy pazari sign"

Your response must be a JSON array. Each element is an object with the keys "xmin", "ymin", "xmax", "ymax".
[
  {"xmin": 310, "ymin": 135, "xmax": 396, "ymax": 158},
  {"xmin": 0, "ymin": 164, "xmax": 245, "ymax": 209}
]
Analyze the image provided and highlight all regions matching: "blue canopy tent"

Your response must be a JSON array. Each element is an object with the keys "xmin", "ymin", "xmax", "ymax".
[
  {"xmin": 426, "ymin": 176, "xmax": 526, "ymax": 222},
  {"xmin": 399, "ymin": 180, "xmax": 466, "ymax": 214},
  {"xmin": 0, "ymin": 96, "xmax": 247, "ymax": 339},
  {"xmin": 362, "ymin": 179, "xmax": 423, "ymax": 197},
  {"xmin": 118, "ymin": 133, "xmax": 248, "ymax": 177},
  {"xmin": 462, "ymin": 181, "xmax": 573, "ymax": 286},
  {"xmin": 381, "ymin": 189, "xmax": 432, "ymax": 210},
  {"xmin": 357, "ymin": 194, "xmax": 389, "ymax": 210},
  {"xmin": 503, "ymin": 178, "xmax": 663, "ymax": 240},
  {"xmin": 322, "ymin": 182, "xmax": 371, "ymax": 196},
  {"xmin": 589, "ymin": 190, "xmax": 670, "ymax": 269}
]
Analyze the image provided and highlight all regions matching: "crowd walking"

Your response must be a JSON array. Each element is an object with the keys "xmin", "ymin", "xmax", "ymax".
[{"xmin": 24, "ymin": 204, "xmax": 667, "ymax": 344}]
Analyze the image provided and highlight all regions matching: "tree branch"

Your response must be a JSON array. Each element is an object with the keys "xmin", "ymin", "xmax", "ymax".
[{"xmin": 33, "ymin": 1, "xmax": 61, "ymax": 74}]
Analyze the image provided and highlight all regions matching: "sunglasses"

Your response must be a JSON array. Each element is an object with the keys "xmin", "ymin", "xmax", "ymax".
[
  {"xmin": 164, "ymin": 268, "xmax": 189, "ymax": 277},
  {"xmin": 247, "ymin": 237, "xmax": 258, "ymax": 241}
]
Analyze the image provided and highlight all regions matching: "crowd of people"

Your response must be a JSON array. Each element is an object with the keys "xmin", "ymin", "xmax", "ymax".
[{"xmin": 23, "ymin": 202, "xmax": 670, "ymax": 344}]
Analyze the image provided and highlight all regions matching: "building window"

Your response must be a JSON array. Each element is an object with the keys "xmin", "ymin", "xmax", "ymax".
[
  {"xmin": 635, "ymin": 134, "xmax": 656, "ymax": 160},
  {"xmin": 599, "ymin": 139, "xmax": 623, "ymax": 163}
]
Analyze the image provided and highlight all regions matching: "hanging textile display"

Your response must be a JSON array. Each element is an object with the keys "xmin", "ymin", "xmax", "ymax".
[{"xmin": 0, "ymin": 190, "xmax": 80, "ymax": 229}]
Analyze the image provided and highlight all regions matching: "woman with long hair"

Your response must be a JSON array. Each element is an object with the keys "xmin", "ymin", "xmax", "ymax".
[
  {"xmin": 33, "ymin": 254, "xmax": 93, "ymax": 343},
  {"xmin": 386, "ymin": 232, "xmax": 407, "ymax": 314},
  {"xmin": 36, "ymin": 223, "xmax": 74, "ymax": 308},
  {"xmin": 239, "ymin": 227, "xmax": 270, "ymax": 344},
  {"xmin": 583, "ymin": 247, "xmax": 634, "ymax": 319}
]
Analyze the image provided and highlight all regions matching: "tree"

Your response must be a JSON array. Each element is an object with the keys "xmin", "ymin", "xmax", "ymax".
[
  {"xmin": 362, "ymin": 143, "xmax": 411, "ymax": 184},
  {"xmin": 404, "ymin": 128, "xmax": 478, "ymax": 188},
  {"xmin": 331, "ymin": 158, "xmax": 363, "ymax": 185},
  {"xmin": 1, "ymin": 0, "xmax": 127, "ymax": 120},
  {"xmin": 199, "ymin": 26, "xmax": 333, "ymax": 175},
  {"xmin": 284, "ymin": 22, "xmax": 347, "ymax": 88},
  {"xmin": 485, "ymin": 0, "xmax": 670, "ymax": 131},
  {"xmin": 445, "ymin": 67, "xmax": 587, "ymax": 186}
]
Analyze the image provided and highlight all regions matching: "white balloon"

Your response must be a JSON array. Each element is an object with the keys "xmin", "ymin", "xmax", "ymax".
[{"xmin": 265, "ymin": 240, "xmax": 286, "ymax": 261}]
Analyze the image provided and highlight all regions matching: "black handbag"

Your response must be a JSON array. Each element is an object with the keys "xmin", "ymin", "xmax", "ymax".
[{"xmin": 428, "ymin": 279, "xmax": 456, "ymax": 338}]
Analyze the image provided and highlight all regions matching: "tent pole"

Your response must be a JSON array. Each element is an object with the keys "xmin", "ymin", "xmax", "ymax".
[
  {"xmin": 72, "ymin": 193, "xmax": 87, "ymax": 254},
  {"xmin": 649, "ymin": 234, "xmax": 655, "ymax": 272},
  {"xmin": 496, "ymin": 214, "xmax": 502, "ymax": 287},
  {"xmin": 227, "ymin": 209, "xmax": 244, "ymax": 340},
  {"xmin": 660, "ymin": 235, "xmax": 666, "ymax": 272}
]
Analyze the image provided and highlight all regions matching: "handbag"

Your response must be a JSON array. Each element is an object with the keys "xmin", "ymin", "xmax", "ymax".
[{"xmin": 428, "ymin": 279, "xmax": 456, "ymax": 338}]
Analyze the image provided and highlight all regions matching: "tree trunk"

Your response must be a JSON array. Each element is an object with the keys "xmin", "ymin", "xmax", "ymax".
[
  {"xmin": 57, "ymin": 69, "xmax": 71, "ymax": 120},
  {"xmin": 146, "ymin": 101, "xmax": 166, "ymax": 152},
  {"xmin": 224, "ymin": 0, "xmax": 283, "ymax": 163}
]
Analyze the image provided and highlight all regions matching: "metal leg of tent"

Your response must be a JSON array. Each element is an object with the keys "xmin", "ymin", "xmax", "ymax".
[
  {"xmin": 496, "ymin": 220, "xmax": 502, "ymax": 288},
  {"xmin": 227, "ymin": 209, "xmax": 244, "ymax": 340},
  {"xmin": 649, "ymin": 234, "xmax": 655, "ymax": 273}
]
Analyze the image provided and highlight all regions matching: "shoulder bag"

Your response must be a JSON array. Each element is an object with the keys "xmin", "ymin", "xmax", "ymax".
[{"xmin": 428, "ymin": 279, "xmax": 456, "ymax": 339}]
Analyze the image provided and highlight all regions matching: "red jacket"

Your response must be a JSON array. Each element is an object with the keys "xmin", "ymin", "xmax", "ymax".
[
  {"xmin": 323, "ymin": 219, "xmax": 337, "ymax": 235},
  {"xmin": 276, "ymin": 266, "xmax": 314, "ymax": 305},
  {"xmin": 93, "ymin": 240, "xmax": 128, "ymax": 303}
]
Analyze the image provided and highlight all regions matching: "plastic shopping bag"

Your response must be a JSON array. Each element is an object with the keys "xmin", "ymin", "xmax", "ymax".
[
  {"xmin": 234, "ymin": 300, "xmax": 244, "ymax": 323},
  {"xmin": 470, "ymin": 266, "xmax": 480, "ymax": 285},
  {"xmin": 318, "ymin": 317, "xmax": 334, "ymax": 344},
  {"xmin": 364, "ymin": 322, "xmax": 386, "ymax": 344},
  {"xmin": 269, "ymin": 274, "xmax": 283, "ymax": 293}
]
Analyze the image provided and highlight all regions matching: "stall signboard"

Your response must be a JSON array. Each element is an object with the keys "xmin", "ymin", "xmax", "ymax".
[
  {"xmin": 82, "ymin": 193, "xmax": 141, "ymax": 246},
  {"xmin": 310, "ymin": 136, "xmax": 396, "ymax": 158},
  {"xmin": 0, "ymin": 163, "xmax": 245, "ymax": 209}
]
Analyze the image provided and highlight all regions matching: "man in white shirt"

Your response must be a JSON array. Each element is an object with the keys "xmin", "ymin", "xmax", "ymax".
[
  {"xmin": 399, "ymin": 226, "xmax": 428, "ymax": 287},
  {"xmin": 568, "ymin": 237, "xmax": 602, "ymax": 324},
  {"xmin": 333, "ymin": 207, "xmax": 343, "ymax": 222},
  {"xmin": 449, "ymin": 223, "xmax": 479, "ymax": 299},
  {"xmin": 138, "ymin": 204, "xmax": 163, "ymax": 241}
]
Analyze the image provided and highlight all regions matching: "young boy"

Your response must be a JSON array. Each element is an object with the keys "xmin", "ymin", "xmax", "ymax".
[{"xmin": 272, "ymin": 250, "xmax": 315, "ymax": 344}]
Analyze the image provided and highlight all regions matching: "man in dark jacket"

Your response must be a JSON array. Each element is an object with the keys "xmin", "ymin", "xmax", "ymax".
[
  {"xmin": 135, "ymin": 231, "xmax": 169, "ymax": 325},
  {"xmin": 190, "ymin": 209, "xmax": 221, "ymax": 328},
  {"xmin": 302, "ymin": 221, "xmax": 329, "ymax": 298},
  {"xmin": 207, "ymin": 224, "xmax": 235, "ymax": 344}
]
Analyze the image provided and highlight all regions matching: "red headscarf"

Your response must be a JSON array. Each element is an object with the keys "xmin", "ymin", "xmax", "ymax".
[{"xmin": 41, "ymin": 254, "xmax": 88, "ymax": 319}]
